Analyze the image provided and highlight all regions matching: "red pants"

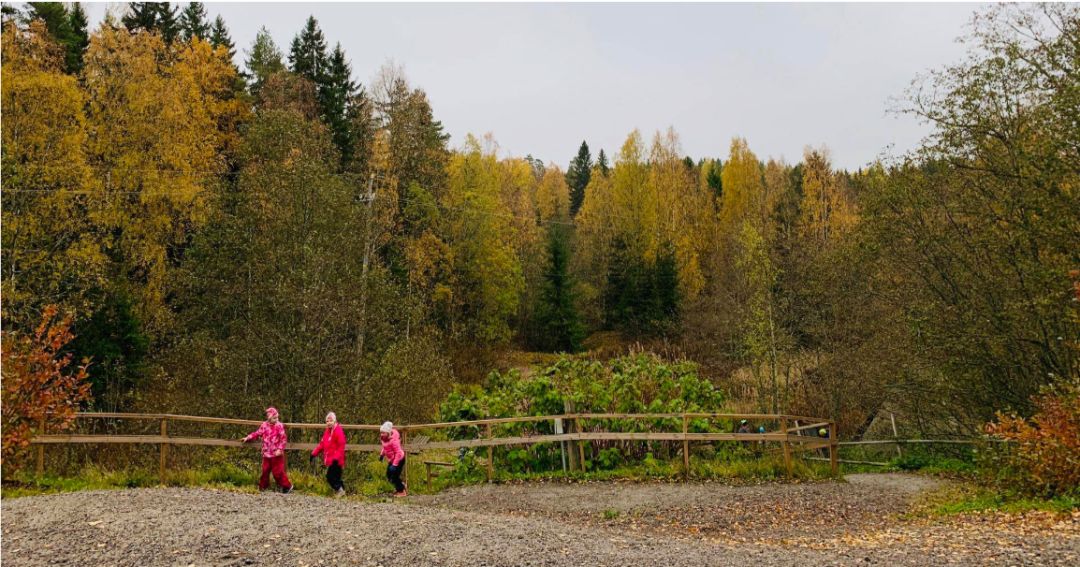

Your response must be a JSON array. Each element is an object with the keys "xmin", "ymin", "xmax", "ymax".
[{"xmin": 259, "ymin": 455, "xmax": 292, "ymax": 490}]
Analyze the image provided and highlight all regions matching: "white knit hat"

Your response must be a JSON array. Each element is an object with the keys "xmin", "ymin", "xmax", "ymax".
[{"xmin": 380, "ymin": 421, "xmax": 393, "ymax": 434}]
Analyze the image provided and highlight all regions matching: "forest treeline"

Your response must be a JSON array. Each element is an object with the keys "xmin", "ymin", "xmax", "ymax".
[{"xmin": 2, "ymin": 3, "xmax": 1077, "ymax": 438}]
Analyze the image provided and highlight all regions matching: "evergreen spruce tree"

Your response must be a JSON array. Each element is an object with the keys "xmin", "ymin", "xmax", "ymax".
[
  {"xmin": 121, "ymin": 2, "xmax": 158, "ymax": 33},
  {"xmin": 535, "ymin": 225, "xmax": 585, "ymax": 352},
  {"xmin": 706, "ymin": 158, "xmax": 723, "ymax": 197},
  {"xmin": 288, "ymin": 16, "xmax": 328, "ymax": 85},
  {"xmin": 210, "ymin": 15, "xmax": 235, "ymax": 59},
  {"xmin": 596, "ymin": 149, "xmax": 610, "ymax": 176},
  {"xmin": 67, "ymin": 3, "xmax": 89, "ymax": 73},
  {"xmin": 180, "ymin": 1, "xmax": 210, "ymax": 42},
  {"xmin": 155, "ymin": 2, "xmax": 179, "ymax": 44},
  {"xmin": 565, "ymin": 141, "xmax": 592, "ymax": 217},
  {"xmin": 24, "ymin": 2, "xmax": 87, "ymax": 74},
  {"xmin": 322, "ymin": 43, "xmax": 359, "ymax": 164}
]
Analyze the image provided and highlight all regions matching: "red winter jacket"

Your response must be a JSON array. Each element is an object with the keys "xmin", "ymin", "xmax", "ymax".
[
  {"xmin": 380, "ymin": 429, "xmax": 404, "ymax": 466},
  {"xmin": 312, "ymin": 424, "xmax": 346, "ymax": 467}
]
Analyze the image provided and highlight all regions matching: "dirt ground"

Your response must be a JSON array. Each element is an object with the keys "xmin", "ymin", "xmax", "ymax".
[{"xmin": 3, "ymin": 474, "xmax": 1077, "ymax": 566}]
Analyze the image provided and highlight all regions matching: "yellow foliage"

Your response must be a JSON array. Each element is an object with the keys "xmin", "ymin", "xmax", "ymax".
[
  {"xmin": 82, "ymin": 28, "xmax": 247, "ymax": 332},
  {"xmin": 1, "ymin": 30, "xmax": 107, "ymax": 327}
]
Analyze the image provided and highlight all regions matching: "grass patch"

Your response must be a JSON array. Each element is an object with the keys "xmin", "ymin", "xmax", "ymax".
[{"xmin": 914, "ymin": 483, "xmax": 1079, "ymax": 517}]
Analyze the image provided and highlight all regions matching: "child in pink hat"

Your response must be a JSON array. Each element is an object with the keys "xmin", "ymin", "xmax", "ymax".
[
  {"xmin": 311, "ymin": 411, "xmax": 347, "ymax": 497},
  {"xmin": 242, "ymin": 407, "xmax": 293, "ymax": 493}
]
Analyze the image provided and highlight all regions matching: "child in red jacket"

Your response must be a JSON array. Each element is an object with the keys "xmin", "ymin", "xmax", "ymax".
[
  {"xmin": 242, "ymin": 406, "xmax": 293, "ymax": 493},
  {"xmin": 379, "ymin": 421, "xmax": 406, "ymax": 497},
  {"xmin": 311, "ymin": 411, "xmax": 347, "ymax": 497}
]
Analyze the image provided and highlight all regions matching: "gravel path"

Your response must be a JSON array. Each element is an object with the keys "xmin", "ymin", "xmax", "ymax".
[{"xmin": 3, "ymin": 475, "xmax": 1077, "ymax": 566}]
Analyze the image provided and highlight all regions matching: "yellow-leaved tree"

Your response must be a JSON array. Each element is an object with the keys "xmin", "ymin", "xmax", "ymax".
[
  {"xmin": 82, "ymin": 27, "xmax": 247, "ymax": 333},
  {"xmin": 1, "ymin": 21, "xmax": 108, "ymax": 330}
]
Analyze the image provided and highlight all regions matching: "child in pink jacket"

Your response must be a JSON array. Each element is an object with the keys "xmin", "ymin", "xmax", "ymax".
[
  {"xmin": 379, "ymin": 421, "xmax": 406, "ymax": 497},
  {"xmin": 242, "ymin": 406, "xmax": 293, "ymax": 493},
  {"xmin": 311, "ymin": 411, "xmax": 347, "ymax": 497}
]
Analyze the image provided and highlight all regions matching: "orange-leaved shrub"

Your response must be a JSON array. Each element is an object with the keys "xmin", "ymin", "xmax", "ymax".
[
  {"xmin": 1, "ymin": 305, "xmax": 92, "ymax": 466},
  {"xmin": 986, "ymin": 377, "xmax": 1080, "ymax": 498}
]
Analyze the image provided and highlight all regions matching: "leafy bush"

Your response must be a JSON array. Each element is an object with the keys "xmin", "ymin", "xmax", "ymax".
[
  {"xmin": 438, "ymin": 353, "xmax": 727, "ymax": 472},
  {"xmin": 986, "ymin": 377, "xmax": 1080, "ymax": 497},
  {"xmin": 1, "ymin": 305, "xmax": 92, "ymax": 466}
]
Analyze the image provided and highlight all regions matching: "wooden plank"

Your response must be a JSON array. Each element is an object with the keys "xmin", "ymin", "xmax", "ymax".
[
  {"xmin": 73, "ymin": 412, "xmax": 382, "ymax": 430},
  {"xmin": 837, "ymin": 439, "xmax": 991, "ymax": 446},
  {"xmin": 787, "ymin": 421, "xmax": 830, "ymax": 433},
  {"xmin": 30, "ymin": 435, "xmax": 380, "ymax": 452},
  {"xmin": 807, "ymin": 457, "xmax": 889, "ymax": 466}
]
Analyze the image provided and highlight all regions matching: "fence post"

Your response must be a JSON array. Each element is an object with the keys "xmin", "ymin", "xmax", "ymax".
[
  {"xmin": 682, "ymin": 414, "xmax": 690, "ymax": 481},
  {"xmin": 401, "ymin": 429, "xmax": 408, "ymax": 488},
  {"xmin": 829, "ymin": 421, "xmax": 838, "ymax": 476},
  {"xmin": 890, "ymin": 412, "xmax": 902, "ymax": 459},
  {"xmin": 484, "ymin": 423, "xmax": 494, "ymax": 482},
  {"xmin": 159, "ymin": 419, "xmax": 168, "ymax": 483},
  {"xmin": 576, "ymin": 417, "xmax": 586, "ymax": 472},
  {"xmin": 36, "ymin": 416, "xmax": 45, "ymax": 476},
  {"xmin": 781, "ymin": 416, "xmax": 793, "ymax": 478}
]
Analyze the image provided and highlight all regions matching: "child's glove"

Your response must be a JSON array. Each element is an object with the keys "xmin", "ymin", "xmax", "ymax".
[
  {"xmin": 379, "ymin": 454, "xmax": 384, "ymax": 462},
  {"xmin": 309, "ymin": 454, "xmax": 315, "ymax": 464}
]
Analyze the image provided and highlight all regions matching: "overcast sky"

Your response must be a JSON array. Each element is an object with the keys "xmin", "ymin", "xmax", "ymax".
[{"xmin": 85, "ymin": 2, "xmax": 982, "ymax": 170}]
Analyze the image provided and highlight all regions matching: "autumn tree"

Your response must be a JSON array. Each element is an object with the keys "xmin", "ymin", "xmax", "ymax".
[
  {"xmin": 81, "ymin": 26, "xmax": 247, "ymax": 334},
  {"xmin": 1, "ymin": 305, "xmax": 92, "ymax": 465},
  {"xmin": 1, "ymin": 21, "xmax": 107, "ymax": 332},
  {"xmin": 865, "ymin": 3, "xmax": 1080, "ymax": 422}
]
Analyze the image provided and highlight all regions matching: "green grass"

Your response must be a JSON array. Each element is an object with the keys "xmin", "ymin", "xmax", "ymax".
[
  {"xmin": 912, "ymin": 483, "xmax": 1079, "ymax": 517},
  {"xmin": 3, "ymin": 453, "xmax": 838, "ymax": 499}
]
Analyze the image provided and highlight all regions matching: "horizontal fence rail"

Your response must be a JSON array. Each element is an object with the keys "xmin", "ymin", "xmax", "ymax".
[{"xmin": 30, "ymin": 412, "xmax": 839, "ymax": 482}]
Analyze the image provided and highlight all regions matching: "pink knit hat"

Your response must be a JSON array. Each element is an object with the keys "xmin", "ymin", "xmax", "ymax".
[
  {"xmin": 265, "ymin": 407, "xmax": 279, "ymax": 419},
  {"xmin": 326, "ymin": 411, "xmax": 337, "ymax": 423}
]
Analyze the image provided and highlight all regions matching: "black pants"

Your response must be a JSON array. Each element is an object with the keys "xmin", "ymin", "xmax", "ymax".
[
  {"xmin": 326, "ymin": 461, "xmax": 344, "ymax": 491},
  {"xmin": 386, "ymin": 458, "xmax": 405, "ymax": 492}
]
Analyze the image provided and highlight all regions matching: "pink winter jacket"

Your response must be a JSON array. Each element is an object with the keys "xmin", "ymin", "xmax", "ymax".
[
  {"xmin": 245, "ymin": 421, "xmax": 288, "ymax": 458},
  {"xmin": 312, "ymin": 424, "xmax": 346, "ymax": 467},
  {"xmin": 380, "ymin": 429, "xmax": 404, "ymax": 466}
]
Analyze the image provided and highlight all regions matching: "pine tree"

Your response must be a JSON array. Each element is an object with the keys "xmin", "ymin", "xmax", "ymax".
[
  {"xmin": 155, "ymin": 3, "xmax": 179, "ymax": 44},
  {"xmin": 596, "ymin": 149, "xmax": 610, "ymax": 176},
  {"xmin": 121, "ymin": 3, "xmax": 179, "ymax": 44},
  {"xmin": 180, "ymin": 2, "xmax": 210, "ymax": 42},
  {"xmin": 288, "ymin": 16, "xmax": 328, "ymax": 85},
  {"xmin": 566, "ymin": 141, "xmax": 592, "ymax": 217},
  {"xmin": 121, "ymin": 3, "xmax": 158, "ymax": 33},
  {"xmin": 705, "ymin": 158, "xmax": 723, "ymax": 197},
  {"xmin": 24, "ymin": 2, "xmax": 87, "ymax": 74},
  {"xmin": 245, "ymin": 26, "xmax": 285, "ymax": 96},
  {"xmin": 67, "ymin": 3, "xmax": 88, "ymax": 74},
  {"xmin": 210, "ymin": 15, "xmax": 234, "ymax": 59},
  {"xmin": 321, "ymin": 43, "xmax": 359, "ymax": 164},
  {"xmin": 535, "ymin": 225, "xmax": 585, "ymax": 352}
]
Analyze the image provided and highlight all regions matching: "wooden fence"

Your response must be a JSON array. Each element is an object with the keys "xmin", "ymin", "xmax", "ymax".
[{"xmin": 30, "ymin": 412, "xmax": 838, "ymax": 483}]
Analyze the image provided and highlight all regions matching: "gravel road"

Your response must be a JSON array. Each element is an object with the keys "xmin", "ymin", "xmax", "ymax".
[{"xmin": 3, "ymin": 474, "xmax": 1077, "ymax": 566}]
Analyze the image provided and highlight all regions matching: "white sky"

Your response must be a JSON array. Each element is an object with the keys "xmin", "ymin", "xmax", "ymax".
[{"xmin": 79, "ymin": 2, "xmax": 983, "ymax": 170}]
